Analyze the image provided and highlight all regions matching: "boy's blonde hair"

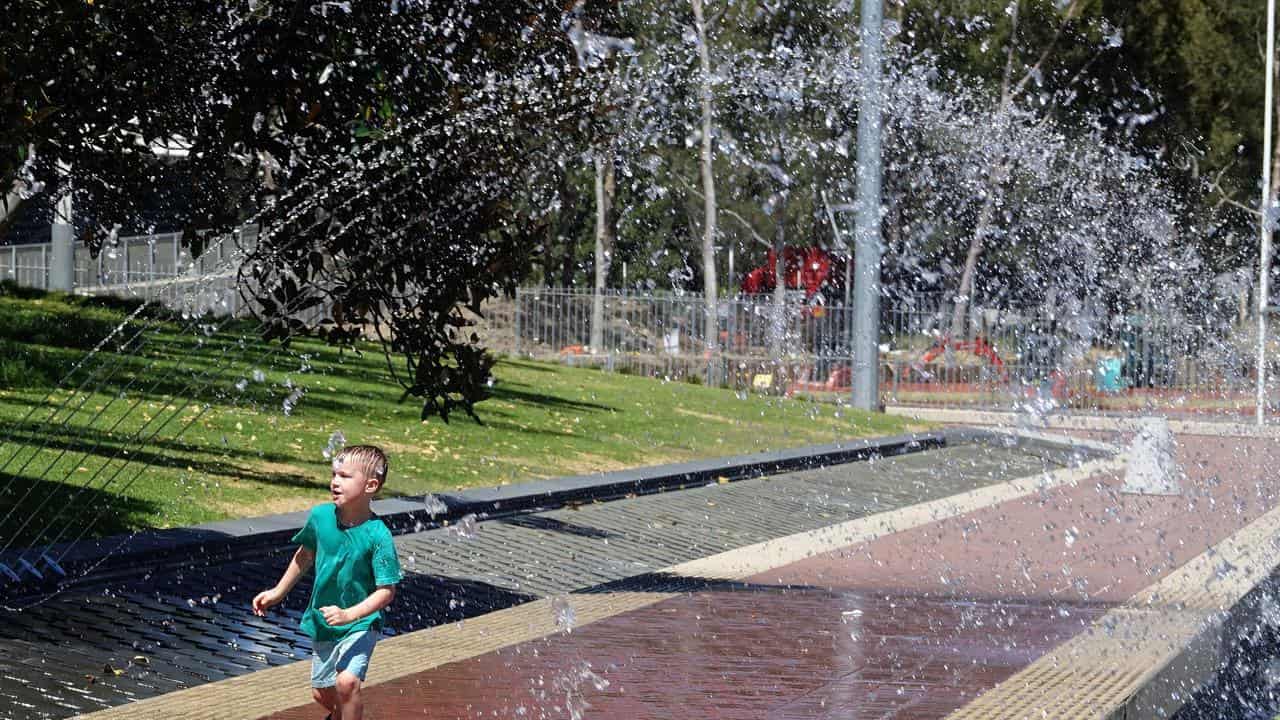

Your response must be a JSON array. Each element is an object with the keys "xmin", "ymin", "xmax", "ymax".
[{"xmin": 336, "ymin": 445, "xmax": 389, "ymax": 489}]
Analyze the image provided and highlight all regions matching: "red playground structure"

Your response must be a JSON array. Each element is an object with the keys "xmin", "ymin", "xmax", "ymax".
[
  {"xmin": 740, "ymin": 246, "xmax": 846, "ymax": 303},
  {"xmin": 919, "ymin": 335, "xmax": 1006, "ymax": 376}
]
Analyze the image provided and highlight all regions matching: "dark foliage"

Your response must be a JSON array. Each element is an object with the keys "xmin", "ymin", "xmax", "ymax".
[{"xmin": 3, "ymin": 0, "xmax": 619, "ymax": 421}]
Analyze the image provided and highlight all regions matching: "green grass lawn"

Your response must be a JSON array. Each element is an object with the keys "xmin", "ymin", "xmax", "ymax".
[{"xmin": 0, "ymin": 284, "xmax": 922, "ymax": 548}]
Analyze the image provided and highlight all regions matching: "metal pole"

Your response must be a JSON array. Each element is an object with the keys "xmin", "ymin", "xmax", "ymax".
[
  {"xmin": 514, "ymin": 288, "xmax": 523, "ymax": 356},
  {"xmin": 1260, "ymin": 0, "xmax": 1277, "ymax": 426},
  {"xmin": 49, "ymin": 163, "xmax": 74, "ymax": 292},
  {"xmin": 852, "ymin": 0, "xmax": 884, "ymax": 410}
]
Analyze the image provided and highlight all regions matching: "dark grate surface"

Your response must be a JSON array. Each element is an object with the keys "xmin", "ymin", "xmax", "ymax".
[{"xmin": 0, "ymin": 443, "xmax": 1059, "ymax": 719}]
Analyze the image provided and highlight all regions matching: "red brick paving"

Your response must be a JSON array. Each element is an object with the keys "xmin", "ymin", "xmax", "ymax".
[{"xmin": 263, "ymin": 434, "xmax": 1280, "ymax": 719}]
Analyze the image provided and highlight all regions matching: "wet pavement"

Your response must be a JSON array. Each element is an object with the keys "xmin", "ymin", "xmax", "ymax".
[
  {"xmin": 0, "ymin": 441, "xmax": 1060, "ymax": 719},
  {"xmin": 267, "ymin": 591, "xmax": 1109, "ymax": 720},
  {"xmin": 251, "ymin": 431, "xmax": 1280, "ymax": 720}
]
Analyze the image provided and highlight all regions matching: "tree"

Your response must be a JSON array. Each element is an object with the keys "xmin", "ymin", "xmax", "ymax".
[
  {"xmin": 590, "ymin": 144, "xmax": 617, "ymax": 352},
  {"xmin": 2, "ymin": 0, "xmax": 617, "ymax": 421},
  {"xmin": 691, "ymin": 0, "xmax": 720, "ymax": 353}
]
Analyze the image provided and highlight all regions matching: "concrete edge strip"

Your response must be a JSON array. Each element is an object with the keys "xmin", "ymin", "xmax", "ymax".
[
  {"xmin": 887, "ymin": 406, "xmax": 1280, "ymax": 438},
  {"xmin": 941, "ymin": 425, "xmax": 1120, "ymax": 459},
  {"xmin": 995, "ymin": 427, "xmax": 1122, "ymax": 455},
  {"xmin": 946, "ymin": 487, "xmax": 1280, "ymax": 719},
  {"xmin": 71, "ymin": 455, "xmax": 1126, "ymax": 720}
]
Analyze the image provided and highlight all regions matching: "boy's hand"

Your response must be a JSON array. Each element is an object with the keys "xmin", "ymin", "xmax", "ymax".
[
  {"xmin": 319, "ymin": 605, "xmax": 354, "ymax": 626},
  {"xmin": 252, "ymin": 588, "xmax": 284, "ymax": 616}
]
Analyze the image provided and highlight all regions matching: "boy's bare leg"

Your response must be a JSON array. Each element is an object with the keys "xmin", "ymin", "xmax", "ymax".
[
  {"xmin": 335, "ymin": 671, "xmax": 363, "ymax": 720},
  {"xmin": 313, "ymin": 686, "xmax": 341, "ymax": 719}
]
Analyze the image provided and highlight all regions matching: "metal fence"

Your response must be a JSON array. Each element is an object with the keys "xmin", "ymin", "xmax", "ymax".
[
  {"xmin": 878, "ymin": 300, "xmax": 1258, "ymax": 411},
  {"xmin": 1, "ymin": 226, "xmax": 259, "ymax": 317},
  {"xmin": 512, "ymin": 287, "xmax": 860, "ymax": 387},
  {"xmin": 510, "ymin": 287, "xmax": 1267, "ymax": 413}
]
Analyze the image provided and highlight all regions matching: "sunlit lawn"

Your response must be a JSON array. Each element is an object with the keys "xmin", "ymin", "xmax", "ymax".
[{"xmin": 0, "ymin": 285, "xmax": 922, "ymax": 547}]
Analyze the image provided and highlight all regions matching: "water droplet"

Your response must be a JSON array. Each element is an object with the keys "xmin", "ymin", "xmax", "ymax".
[
  {"xmin": 322, "ymin": 430, "xmax": 346, "ymax": 460},
  {"xmin": 450, "ymin": 513, "xmax": 479, "ymax": 539}
]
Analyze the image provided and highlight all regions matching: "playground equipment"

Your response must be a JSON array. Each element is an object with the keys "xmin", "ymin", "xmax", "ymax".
[
  {"xmin": 740, "ymin": 246, "xmax": 847, "ymax": 303},
  {"xmin": 919, "ymin": 335, "xmax": 1006, "ymax": 375}
]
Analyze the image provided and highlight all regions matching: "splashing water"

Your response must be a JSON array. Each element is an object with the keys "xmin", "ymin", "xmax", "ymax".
[
  {"xmin": 321, "ymin": 430, "xmax": 346, "ymax": 460},
  {"xmin": 281, "ymin": 386, "xmax": 306, "ymax": 417},
  {"xmin": 551, "ymin": 595, "xmax": 576, "ymax": 633},
  {"xmin": 1122, "ymin": 417, "xmax": 1182, "ymax": 496},
  {"xmin": 552, "ymin": 661, "xmax": 610, "ymax": 720},
  {"xmin": 421, "ymin": 494, "xmax": 448, "ymax": 518},
  {"xmin": 450, "ymin": 513, "xmax": 479, "ymax": 540}
]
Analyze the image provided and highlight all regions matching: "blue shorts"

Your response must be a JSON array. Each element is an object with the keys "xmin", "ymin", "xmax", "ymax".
[{"xmin": 310, "ymin": 630, "xmax": 378, "ymax": 688}]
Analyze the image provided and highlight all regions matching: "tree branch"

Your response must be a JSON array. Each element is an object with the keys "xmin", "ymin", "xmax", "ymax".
[
  {"xmin": 999, "ymin": 0, "xmax": 1022, "ymax": 105},
  {"xmin": 674, "ymin": 173, "xmax": 770, "ymax": 248},
  {"xmin": 1008, "ymin": 0, "xmax": 1090, "ymax": 103},
  {"xmin": 1208, "ymin": 162, "xmax": 1261, "ymax": 217}
]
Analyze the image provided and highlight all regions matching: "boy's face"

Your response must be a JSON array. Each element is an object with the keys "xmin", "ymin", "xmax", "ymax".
[{"xmin": 330, "ymin": 457, "xmax": 379, "ymax": 508}]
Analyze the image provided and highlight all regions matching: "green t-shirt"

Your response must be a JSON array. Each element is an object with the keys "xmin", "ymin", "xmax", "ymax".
[{"xmin": 291, "ymin": 503, "xmax": 403, "ymax": 642}]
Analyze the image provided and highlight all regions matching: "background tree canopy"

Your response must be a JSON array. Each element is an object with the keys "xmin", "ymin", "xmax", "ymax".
[{"xmin": 2, "ymin": 0, "xmax": 1277, "ymax": 416}]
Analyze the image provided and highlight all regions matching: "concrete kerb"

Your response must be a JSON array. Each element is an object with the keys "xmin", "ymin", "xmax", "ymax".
[
  {"xmin": 887, "ymin": 406, "xmax": 1280, "ymax": 438},
  {"xmin": 3, "ymin": 430, "xmax": 979, "ymax": 600}
]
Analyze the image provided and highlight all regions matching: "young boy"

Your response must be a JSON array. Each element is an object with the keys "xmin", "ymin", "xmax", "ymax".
[{"xmin": 253, "ymin": 444, "xmax": 402, "ymax": 720}]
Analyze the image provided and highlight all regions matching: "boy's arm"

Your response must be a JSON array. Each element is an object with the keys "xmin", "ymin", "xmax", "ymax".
[
  {"xmin": 252, "ymin": 546, "xmax": 314, "ymax": 615},
  {"xmin": 274, "ymin": 545, "xmax": 315, "ymax": 593},
  {"xmin": 319, "ymin": 585, "xmax": 396, "ymax": 627}
]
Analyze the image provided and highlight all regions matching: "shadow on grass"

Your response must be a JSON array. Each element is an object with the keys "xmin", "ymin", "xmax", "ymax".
[
  {"xmin": 0, "ymin": 417, "xmax": 326, "ymax": 489},
  {"xmin": 496, "ymin": 358, "xmax": 561, "ymax": 374},
  {"xmin": 490, "ymin": 386, "xmax": 614, "ymax": 414},
  {"xmin": 0, "ymin": 473, "xmax": 164, "ymax": 549}
]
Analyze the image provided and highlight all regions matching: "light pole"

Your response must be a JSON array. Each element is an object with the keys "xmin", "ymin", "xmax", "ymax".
[
  {"xmin": 50, "ymin": 162, "xmax": 75, "ymax": 292},
  {"xmin": 852, "ymin": 0, "xmax": 884, "ymax": 410},
  {"xmin": 1259, "ymin": 0, "xmax": 1276, "ymax": 426}
]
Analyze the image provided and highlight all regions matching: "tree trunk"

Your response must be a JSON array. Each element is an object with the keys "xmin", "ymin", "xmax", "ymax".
[
  {"xmin": 949, "ymin": 1, "xmax": 1022, "ymax": 338},
  {"xmin": 692, "ymin": 0, "xmax": 718, "ymax": 353},
  {"xmin": 589, "ymin": 145, "xmax": 616, "ymax": 352},
  {"xmin": 0, "ymin": 184, "xmax": 22, "ymax": 227},
  {"xmin": 948, "ymin": 161, "xmax": 1008, "ymax": 338}
]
